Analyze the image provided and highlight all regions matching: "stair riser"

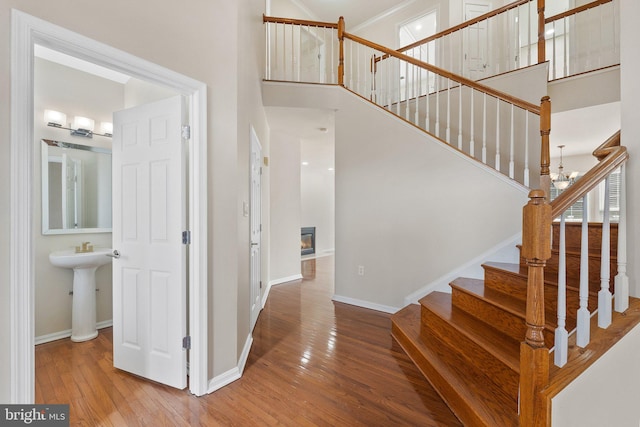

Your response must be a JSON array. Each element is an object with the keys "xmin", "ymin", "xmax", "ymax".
[
  {"xmin": 483, "ymin": 267, "xmax": 594, "ymax": 330},
  {"xmin": 544, "ymin": 254, "xmax": 617, "ymax": 293},
  {"xmin": 420, "ymin": 308, "xmax": 519, "ymax": 399},
  {"xmin": 552, "ymin": 222, "xmax": 618, "ymax": 257},
  {"xmin": 451, "ymin": 289, "xmax": 555, "ymax": 348}
]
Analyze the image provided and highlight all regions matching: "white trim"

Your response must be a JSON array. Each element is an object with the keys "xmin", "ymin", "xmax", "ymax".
[
  {"xmin": 332, "ymin": 295, "xmax": 401, "ymax": 314},
  {"xmin": 10, "ymin": 10, "xmax": 208, "ymax": 401},
  {"xmin": 206, "ymin": 333, "xmax": 253, "ymax": 394},
  {"xmin": 403, "ymin": 232, "xmax": 523, "ymax": 305},
  {"xmin": 207, "ymin": 367, "xmax": 241, "ymax": 394},
  {"xmin": 261, "ymin": 281, "xmax": 273, "ymax": 309},
  {"xmin": 301, "ymin": 249, "xmax": 335, "ymax": 261},
  {"xmin": 237, "ymin": 334, "xmax": 253, "ymax": 375},
  {"xmin": 35, "ymin": 320, "xmax": 113, "ymax": 345},
  {"xmin": 269, "ymin": 274, "xmax": 303, "ymax": 286}
]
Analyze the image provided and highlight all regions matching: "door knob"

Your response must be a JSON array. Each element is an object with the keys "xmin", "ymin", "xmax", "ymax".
[{"xmin": 106, "ymin": 249, "xmax": 121, "ymax": 259}]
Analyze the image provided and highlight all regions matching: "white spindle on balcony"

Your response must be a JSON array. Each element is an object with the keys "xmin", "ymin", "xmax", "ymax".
[{"xmin": 495, "ymin": 100, "xmax": 501, "ymax": 172}]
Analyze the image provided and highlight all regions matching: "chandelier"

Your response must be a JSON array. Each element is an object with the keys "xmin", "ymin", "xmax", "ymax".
[{"xmin": 551, "ymin": 145, "xmax": 579, "ymax": 190}]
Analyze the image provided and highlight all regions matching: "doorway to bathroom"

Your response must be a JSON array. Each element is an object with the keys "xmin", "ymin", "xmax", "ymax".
[{"xmin": 11, "ymin": 10, "xmax": 209, "ymax": 401}]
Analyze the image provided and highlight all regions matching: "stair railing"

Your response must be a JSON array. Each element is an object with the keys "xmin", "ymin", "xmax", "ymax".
[
  {"xmin": 342, "ymin": 29, "xmax": 544, "ymax": 187},
  {"xmin": 264, "ymin": 14, "xmax": 550, "ymax": 188},
  {"xmin": 263, "ymin": 16, "xmax": 340, "ymax": 84},
  {"xmin": 393, "ymin": 0, "xmax": 540, "ymax": 81},
  {"xmin": 545, "ymin": 0, "xmax": 619, "ymax": 80},
  {"xmin": 520, "ymin": 130, "xmax": 628, "ymax": 425}
]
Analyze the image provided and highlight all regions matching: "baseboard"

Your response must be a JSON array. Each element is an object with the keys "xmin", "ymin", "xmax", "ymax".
[
  {"xmin": 207, "ymin": 366, "xmax": 241, "ymax": 394},
  {"xmin": 332, "ymin": 294, "xmax": 400, "ymax": 314},
  {"xmin": 261, "ymin": 280, "xmax": 273, "ymax": 308},
  {"xmin": 238, "ymin": 334, "xmax": 253, "ymax": 374},
  {"xmin": 206, "ymin": 333, "xmax": 254, "ymax": 394},
  {"xmin": 302, "ymin": 249, "xmax": 335, "ymax": 261},
  {"xmin": 35, "ymin": 320, "xmax": 113, "ymax": 345},
  {"xmin": 403, "ymin": 232, "xmax": 522, "ymax": 305},
  {"xmin": 269, "ymin": 274, "xmax": 303, "ymax": 287}
]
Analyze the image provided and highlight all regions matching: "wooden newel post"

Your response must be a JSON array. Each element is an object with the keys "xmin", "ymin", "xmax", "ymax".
[
  {"xmin": 537, "ymin": 0, "xmax": 546, "ymax": 64},
  {"xmin": 338, "ymin": 16, "xmax": 345, "ymax": 86},
  {"xmin": 539, "ymin": 96, "xmax": 551, "ymax": 200},
  {"xmin": 520, "ymin": 189, "xmax": 551, "ymax": 426}
]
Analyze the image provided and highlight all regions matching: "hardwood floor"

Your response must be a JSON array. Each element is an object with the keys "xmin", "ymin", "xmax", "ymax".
[{"xmin": 35, "ymin": 256, "xmax": 461, "ymax": 426}]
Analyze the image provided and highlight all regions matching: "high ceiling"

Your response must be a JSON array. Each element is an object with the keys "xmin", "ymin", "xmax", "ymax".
[{"xmin": 291, "ymin": 0, "xmax": 409, "ymax": 28}]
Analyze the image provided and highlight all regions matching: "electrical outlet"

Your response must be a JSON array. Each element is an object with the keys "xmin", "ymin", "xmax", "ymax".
[{"xmin": 358, "ymin": 265, "xmax": 365, "ymax": 276}]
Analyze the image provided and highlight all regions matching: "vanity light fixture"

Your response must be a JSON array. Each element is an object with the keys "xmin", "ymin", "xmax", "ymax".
[{"xmin": 44, "ymin": 109, "xmax": 112, "ymax": 138}]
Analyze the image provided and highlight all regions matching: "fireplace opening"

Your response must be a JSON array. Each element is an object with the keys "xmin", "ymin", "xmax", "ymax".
[{"xmin": 301, "ymin": 227, "xmax": 316, "ymax": 256}]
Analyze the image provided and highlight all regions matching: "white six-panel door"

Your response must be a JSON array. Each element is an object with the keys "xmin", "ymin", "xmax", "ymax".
[
  {"xmin": 250, "ymin": 128, "xmax": 263, "ymax": 331},
  {"xmin": 112, "ymin": 95, "xmax": 187, "ymax": 389}
]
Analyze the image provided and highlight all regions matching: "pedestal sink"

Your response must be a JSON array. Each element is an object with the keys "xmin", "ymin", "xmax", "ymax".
[{"xmin": 49, "ymin": 248, "xmax": 113, "ymax": 342}]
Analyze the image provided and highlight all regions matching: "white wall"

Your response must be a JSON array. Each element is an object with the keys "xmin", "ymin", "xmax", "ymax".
[
  {"xmin": 1, "ymin": 0, "xmax": 270, "ymax": 400},
  {"xmin": 33, "ymin": 58, "xmax": 120, "ymax": 339},
  {"xmin": 301, "ymin": 136, "xmax": 335, "ymax": 257},
  {"xmin": 551, "ymin": 324, "xmax": 640, "ymax": 426},
  {"xmin": 620, "ymin": 0, "xmax": 640, "ymax": 298},
  {"xmin": 269, "ymin": 131, "xmax": 302, "ymax": 283},
  {"xmin": 335, "ymin": 89, "xmax": 529, "ymax": 309}
]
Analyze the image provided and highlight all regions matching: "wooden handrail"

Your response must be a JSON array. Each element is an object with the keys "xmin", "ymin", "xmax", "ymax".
[
  {"xmin": 343, "ymin": 31, "xmax": 541, "ymax": 114},
  {"xmin": 262, "ymin": 14, "xmax": 339, "ymax": 29},
  {"xmin": 545, "ymin": 0, "xmax": 613, "ymax": 24},
  {"xmin": 397, "ymin": 0, "xmax": 532, "ymax": 54},
  {"xmin": 551, "ymin": 132, "xmax": 625, "ymax": 218}
]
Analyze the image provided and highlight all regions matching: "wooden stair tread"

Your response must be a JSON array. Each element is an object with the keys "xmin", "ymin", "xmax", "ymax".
[
  {"xmin": 391, "ymin": 304, "xmax": 518, "ymax": 427},
  {"xmin": 420, "ymin": 292, "xmax": 520, "ymax": 372}
]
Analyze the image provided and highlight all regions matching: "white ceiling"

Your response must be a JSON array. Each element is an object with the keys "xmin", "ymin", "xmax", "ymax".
[{"xmin": 290, "ymin": 0, "xmax": 413, "ymax": 29}]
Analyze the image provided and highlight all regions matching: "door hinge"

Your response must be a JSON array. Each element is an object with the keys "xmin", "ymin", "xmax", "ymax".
[
  {"xmin": 260, "ymin": 280, "xmax": 263, "ymax": 289},
  {"xmin": 183, "ymin": 336, "xmax": 191, "ymax": 350},
  {"xmin": 182, "ymin": 230, "xmax": 191, "ymax": 245},
  {"xmin": 181, "ymin": 125, "xmax": 191, "ymax": 140}
]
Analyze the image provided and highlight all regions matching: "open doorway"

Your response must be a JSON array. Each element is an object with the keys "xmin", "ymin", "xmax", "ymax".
[{"xmin": 11, "ymin": 10, "xmax": 209, "ymax": 402}]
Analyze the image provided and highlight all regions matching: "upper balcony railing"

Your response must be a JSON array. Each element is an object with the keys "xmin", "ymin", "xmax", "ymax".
[
  {"xmin": 545, "ymin": 0, "xmax": 619, "ymax": 80},
  {"xmin": 394, "ymin": 0, "xmax": 619, "ymax": 82}
]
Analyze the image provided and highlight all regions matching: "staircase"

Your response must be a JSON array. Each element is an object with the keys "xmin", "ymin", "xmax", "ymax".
[{"xmin": 390, "ymin": 222, "xmax": 635, "ymax": 426}]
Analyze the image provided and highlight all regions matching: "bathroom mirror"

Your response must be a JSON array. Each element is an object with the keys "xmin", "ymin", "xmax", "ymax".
[{"xmin": 41, "ymin": 139, "xmax": 112, "ymax": 235}]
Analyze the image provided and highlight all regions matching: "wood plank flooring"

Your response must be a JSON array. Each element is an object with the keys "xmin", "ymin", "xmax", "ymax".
[{"xmin": 35, "ymin": 256, "xmax": 460, "ymax": 426}]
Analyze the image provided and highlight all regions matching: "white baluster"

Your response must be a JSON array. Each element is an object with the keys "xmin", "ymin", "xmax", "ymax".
[
  {"xmin": 425, "ymin": 69, "xmax": 430, "ymax": 133},
  {"xmin": 509, "ymin": 104, "xmax": 515, "ymax": 179},
  {"xmin": 446, "ymin": 78, "xmax": 451, "ymax": 143},
  {"xmin": 615, "ymin": 164, "xmax": 629, "ymax": 312},
  {"xmin": 577, "ymin": 194, "xmax": 591, "ymax": 347},
  {"xmin": 469, "ymin": 89, "xmax": 475, "ymax": 157},
  {"xmin": 555, "ymin": 212, "xmax": 568, "ymax": 367},
  {"xmin": 405, "ymin": 61, "xmax": 410, "ymax": 119},
  {"xmin": 598, "ymin": 175, "xmax": 613, "ymax": 328},
  {"xmin": 552, "ymin": 22, "xmax": 557, "ymax": 80},
  {"xmin": 563, "ymin": 18, "xmax": 568, "ymax": 78},
  {"xmin": 330, "ymin": 28, "xmax": 335, "ymax": 83},
  {"xmin": 435, "ymin": 75, "xmax": 440, "ymax": 138},
  {"xmin": 495, "ymin": 99, "xmax": 501, "ymax": 172},
  {"xmin": 292, "ymin": 24, "xmax": 296, "ymax": 81},
  {"xmin": 524, "ymin": 112, "xmax": 530, "ymax": 187},
  {"xmin": 482, "ymin": 93, "xmax": 487, "ymax": 164},
  {"xmin": 397, "ymin": 58, "xmax": 401, "ymax": 116},
  {"xmin": 458, "ymin": 83, "xmax": 463, "ymax": 150},
  {"xmin": 527, "ymin": 1, "xmax": 532, "ymax": 65}
]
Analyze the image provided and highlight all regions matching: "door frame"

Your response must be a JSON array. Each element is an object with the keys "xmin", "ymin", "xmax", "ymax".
[{"xmin": 10, "ymin": 10, "xmax": 209, "ymax": 401}]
